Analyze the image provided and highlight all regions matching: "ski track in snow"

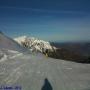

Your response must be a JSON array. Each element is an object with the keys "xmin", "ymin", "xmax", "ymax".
[{"xmin": 0, "ymin": 53, "xmax": 90, "ymax": 90}]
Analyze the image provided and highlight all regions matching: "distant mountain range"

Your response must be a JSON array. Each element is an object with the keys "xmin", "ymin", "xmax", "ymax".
[
  {"xmin": 0, "ymin": 32, "xmax": 90, "ymax": 63},
  {"xmin": 50, "ymin": 42, "xmax": 90, "ymax": 63},
  {"xmin": 14, "ymin": 35, "xmax": 90, "ymax": 63},
  {"xmin": 51, "ymin": 42, "xmax": 90, "ymax": 57}
]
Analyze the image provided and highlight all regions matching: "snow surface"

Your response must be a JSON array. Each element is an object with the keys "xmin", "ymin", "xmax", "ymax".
[
  {"xmin": 0, "ymin": 33, "xmax": 29, "ymax": 53},
  {"xmin": 0, "ymin": 33, "xmax": 90, "ymax": 90},
  {"xmin": 0, "ymin": 51, "xmax": 90, "ymax": 90}
]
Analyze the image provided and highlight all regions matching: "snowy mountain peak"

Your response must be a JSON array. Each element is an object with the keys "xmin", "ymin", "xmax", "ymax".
[
  {"xmin": 14, "ymin": 36, "xmax": 27, "ymax": 43},
  {"xmin": 14, "ymin": 36, "xmax": 55, "ymax": 53}
]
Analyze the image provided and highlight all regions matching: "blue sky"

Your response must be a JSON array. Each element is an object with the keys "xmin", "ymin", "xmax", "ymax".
[{"xmin": 0, "ymin": 0, "xmax": 90, "ymax": 42}]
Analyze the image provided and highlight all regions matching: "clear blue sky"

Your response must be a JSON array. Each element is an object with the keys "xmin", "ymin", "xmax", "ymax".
[{"xmin": 0, "ymin": 0, "xmax": 90, "ymax": 42}]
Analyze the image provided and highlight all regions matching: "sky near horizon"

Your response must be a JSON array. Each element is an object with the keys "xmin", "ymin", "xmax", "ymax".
[{"xmin": 0, "ymin": 0, "xmax": 90, "ymax": 42}]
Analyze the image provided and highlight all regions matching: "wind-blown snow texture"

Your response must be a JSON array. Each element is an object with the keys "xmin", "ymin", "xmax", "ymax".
[{"xmin": 0, "ymin": 33, "xmax": 90, "ymax": 90}]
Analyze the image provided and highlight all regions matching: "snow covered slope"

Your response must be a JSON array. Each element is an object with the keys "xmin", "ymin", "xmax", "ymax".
[
  {"xmin": 0, "ymin": 52, "xmax": 90, "ymax": 90},
  {"xmin": 0, "ymin": 33, "xmax": 29, "ymax": 53},
  {"xmin": 0, "ymin": 32, "xmax": 31, "ymax": 61},
  {"xmin": 14, "ymin": 36, "xmax": 56, "ymax": 53},
  {"xmin": 0, "ymin": 49, "xmax": 23, "ymax": 62}
]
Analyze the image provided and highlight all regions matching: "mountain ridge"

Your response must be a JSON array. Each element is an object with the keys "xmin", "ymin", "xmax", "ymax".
[
  {"xmin": 14, "ymin": 35, "xmax": 90, "ymax": 63},
  {"xmin": 14, "ymin": 36, "xmax": 56, "ymax": 53},
  {"xmin": 0, "ymin": 32, "xmax": 89, "ymax": 63}
]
